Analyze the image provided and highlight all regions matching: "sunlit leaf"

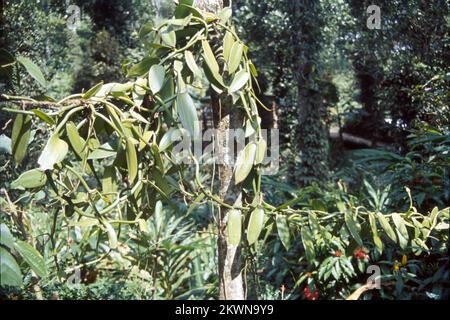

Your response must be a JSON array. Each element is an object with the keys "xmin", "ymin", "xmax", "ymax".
[
  {"xmin": 0, "ymin": 247, "xmax": 22, "ymax": 287},
  {"xmin": 176, "ymin": 92, "xmax": 200, "ymax": 138},
  {"xmin": 17, "ymin": 56, "xmax": 46, "ymax": 87},
  {"xmin": 229, "ymin": 70, "xmax": 249, "ymax": 93},
  {"xmin": 14, "ymin": 241, "xmax": 47, "ymax": 278},
  {"xmin": 10, "ymin": 169, "xmax": 47, "ymax": 190},
  {"xmin": 148, "ymin": 65, "xmax": 165, "ymax": 94},
  {"xmin": 38, "ymin": 134, "xmax": 68, "ymax": 170}
]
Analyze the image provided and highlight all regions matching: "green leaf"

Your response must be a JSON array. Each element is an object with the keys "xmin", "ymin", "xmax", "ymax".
[
  {"xmin": 38, "ymin": 134, "xmax": 69, "ymax": 170},
  {"xmin": 368, "ymin": 212, "xmax": 383, "ymax": 254},
  {"xmin": 202, "ymin": 40, "xmax": 219, "ymax": 74},
  {"xmin": 11, "ymin": 114, "xmax": 31, "ymax": 165},
  {"xmin": 185, "ymin": 50, "xmax": 202, "ymax": 77},
  {"xmin": 223, "ymin": 31, "xmax": 234, "ymax": 62},
  {"xmin": 127, "ymin": 56, "xmax": 159, "ymax": 77},
  {"xmin": 138, "ymin": 21, "xmax": 154, "ymax": 40},
  {"xmin": 88, "ymin": 143, "xmax": 116, "ymax": 160},
  {"xmin": 202, "ymin": 61, "xmax": 226, "ymax": 90},
  {"xmin": 247, "ymin": 208, "xmax": 265, "ymax": 245},
  {"xmin": 229, "ymin": 70, "xmax": 249, "ymax": 93},
  {"xmin": 83, "ymin": 81, "xmax": 104, "ymax": 99},
  {"xmin": 105, "ymin": 223, "xmax": 117, "ymax": 249},
  {"xmin": 125, "ymin": 138, "xmax": 138, "ymax": 183},
  {"xmin": 227, "ymin": 210, "xmax": 242, "ymax": 246},
  {"xmin": 14, "ymin": 241, "xmax": 47, "ymax": 278},
  {"xmin": 219, "ymin": 7, "xmax": 232, "ymax": 23},
  {"xmin": 276, "ymin": 215, "xmax": 291, "ymax": 250},
  {"xmin": 66, "ymin": 122, "xmax": 87, "ymax": 159},
  {"xmin": 234, "ymin": 142, "xmax": 256, "ymax": 184},
  {"xmin": 301, "ymin": 226, "xmax": 315, "ymax": 261},
  {"xmin": 392, "ymin": 213, "xmax": 409, "ymax": 249},
  {"xmin": 32, "ymin": 109, "xmax": 55, "ymax": 125},
  {"xmin": 159, "ymin": 128, "xmax": 176, "ymax": 151},
  {"xmin": 148, "ymin": 65, "xmax": 165, "ymax": 94},
  {"xmin": 227, "ymin": 42, "xmax": 244, "ymax": 74},
  {"xmin": 0, "ymin": 247, "xmax": 22, "ymax": 287},
  {"xmin": 0, "ymin": 224, "xmax": 15, "ymax": 250},
  {"xmin": 161, "ymin": 28, "xmax": 176, "ymax": 47},
  {"xmin": 175, "ymin": 0, "xmax": 194, "ymax": 19},
  {"xmin": 376, "ymin": 212, "xmax": 397, "ymax": 243},
  {"xmin": 176, "ymin": 92, "xmax": 200, "ymax": 138},
  {"xmin": 10, "ymin": 169, "xmax": 47, "ymax": 190},
  {"xmin": 344, "ymin": 211, "xmax": 363, "ymax": 246},
  {"xmin": 17, "ymin": 56, "xmax": 46, "ymax": 87}
]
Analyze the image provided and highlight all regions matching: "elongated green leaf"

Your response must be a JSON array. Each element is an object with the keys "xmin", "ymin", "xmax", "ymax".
[
  {"xmin": 202, "ymin": 61, "xmax": 226, "ymax": 89},
  {"xmin": 185, "ymin": 50, "xmax": 202, "ymax": 77},
  {"xmin": 176, "ymin": 92, "xmax": 200, "ymax": 138},
  {"xmin": 228, "ymin": 210, "xmax": 242, "ymax": 246},
  {"xmin": 234, "ymin": 142, "xmax": 256, "ymax": 184},
  {"xmin": 66, "ymin": 122, "xmax": 87, "ymax": 159},
  {"xmin": 301, "ymin": 226, "xmax": 316, "ymax": 261},
  {"xmin": 227, "ymin": 42, "xmax": 244, "ymax": 74},
  {"xmin": 368, "ymin": 212, "xmax": 383, "ymax": 254},
  {"xmin": 202, "ymin": 40, "xmax": 219, "ymax": 73},
  {"xmin": 10, "ymin": 169, "xmax": 47, "ymax": 190},
  {"xmin": 14, "ymin": 241, "xmax": 47, "ymax": 278},
  {"xmin": 88, "ymin": 144, "xmax": 116, "ymax": 160},
  {"xmin": 276, "ymin": 215, "xmax": 291, "ymax": 250},
  {"xmin": 223, "ymin": 31, "xmax": 234, "ymax": 62},
  {"xmin": 148, "ymin": 65, "xmax": 165, "ymax": 94},
  {"xmin": 17, "ymin": 56, "xmax": 46, "ymax": 87},
  {"xmin": 0, "ymin": 224, "xmax": 15, "ymax": 249},
  {"xmin": 32, "ymin": 109, "xmax": 54, "ymax": 125},
  {"xmin": 105, "ymin": 223, "xmax": 117, "ymax": 249},
  {"xmin": 344, "ymin": 211, "xmax": 363, "ymax": 246},
  {"xmin": 392, "ymin": 213, "xmax": 409, "ymax": 249},
  {"xmin": 376, "ymin": 212, "xmax": 397, "ymax": 243},
  {"xmin": 83, "ymin": 81, "xmax": 103, "ymax": 99},
  {"xmin": 159, "ymin": 128, "xmax": 176, "ymax": 151},
  {"xmin": 229, "ymin": 70, "xmax": 249, "ymax": 93},
  {"xmin": 247, "ymin": 208, "xmax": 265, "ymax": 245},
  {"xmin": 0, "ymin": 247, "xmax": 22, "ymax": 287},
  {"xmin": 11, "ymin": 114, "xmax": 31, "ymax": 165},
  {"xmin": 127, "ymin": 56, "xmax": 159, "ymax": 77},
  {"xmin": 38, "ymin": 134, "xmax": 68, "ymax": 170}
]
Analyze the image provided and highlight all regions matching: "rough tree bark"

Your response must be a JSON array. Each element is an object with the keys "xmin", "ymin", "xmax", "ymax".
[{"xmin": 194, "ymin": 0, "xmax": 245, "ymax": 300}]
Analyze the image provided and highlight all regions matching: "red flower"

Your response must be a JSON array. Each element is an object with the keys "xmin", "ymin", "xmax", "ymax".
[
  {"xmin": 432, "ymin": 178, "xmax": 441, "ymax": 185},
  {"xmin": 335, "ymin": 250, "xmax": 342, "ymax": 257},
  {"xmin": 354, "ymin": 247, "xmax": 368, "ymax": 260},
  {"xmin": 304, "ymin": 286, "xmax": 319, "ymax": 300}
]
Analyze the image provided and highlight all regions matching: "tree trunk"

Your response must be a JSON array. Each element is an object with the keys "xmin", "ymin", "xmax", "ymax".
[{"xmin": 195, "ymin": 0, "xmax": 245, "ymax": 300}]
